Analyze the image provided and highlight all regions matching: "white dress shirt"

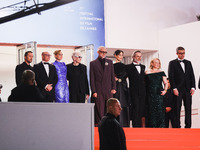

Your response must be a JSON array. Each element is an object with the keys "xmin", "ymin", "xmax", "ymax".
[
  {"xmin": 178, "ymin": 58, "xmax": 185, "ymax": 73},
  {"xmin": 133, "ymin": 62, "xmax": 141, "ymax": 74},
  {"xmin": 42, "ymin": 61, "xmax": 49, "ymax": 77}
]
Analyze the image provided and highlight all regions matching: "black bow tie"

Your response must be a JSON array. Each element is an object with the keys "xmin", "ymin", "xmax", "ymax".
[
  {"xmin": 179, "ymin": 60, "xmax": 184, "ymax": 63},
  {"xmin": 135, "ymin": 64, "xmax": 140, "ymax": 66},
  {"xmin": 44, "ymin": 62, "xmax": 49, "ymax": 65}
]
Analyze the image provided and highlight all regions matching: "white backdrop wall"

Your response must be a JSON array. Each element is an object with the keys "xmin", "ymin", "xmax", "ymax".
[
  {"xmin": 104, "ymin": 0, "xmax": 200, "ymax": 50},
  {"xmin": 159, "ymin": 21, "xmax": 200, "ymax": 128},
  {"xmin": 0, "ymin": 46, "xmax": 16, "ymax": 102}
]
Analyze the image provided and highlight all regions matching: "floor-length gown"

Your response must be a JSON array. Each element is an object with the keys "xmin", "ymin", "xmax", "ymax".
[
  {"xmin": 53, "ymin": 61, "xmax": 69, "ymax": 103},
  {"xmin": 113, "ymin": 62, "xmax": 130, "ymax": 127},
  {"xmin": 145, "ymin": 71, "xmax": 166, "ymax": 128}
]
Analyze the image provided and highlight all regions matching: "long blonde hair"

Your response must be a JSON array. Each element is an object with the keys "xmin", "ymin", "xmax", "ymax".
[{"xmin": 150, "ymin": 58, "xmax": 161, "ymax": 69}]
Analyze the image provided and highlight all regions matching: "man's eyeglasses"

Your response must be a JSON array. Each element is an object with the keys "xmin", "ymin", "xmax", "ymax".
[
  {"xmin": 75, "ymin": 55, "xmax": 82, "ymax": 58},
  {"xmin": 99, "ymin": 50, "xmax": 107, "ymax": 54},
  {"xmin": 43, "ymin": 54, "xmax": 51, "ymax": 57},
  {"xmin": 178, "ymin": 52, "xmax": 185, "ymax": 55}
]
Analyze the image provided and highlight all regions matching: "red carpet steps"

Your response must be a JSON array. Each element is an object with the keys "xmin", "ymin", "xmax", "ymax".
[{"xmin": 94, "ymin": 127, "xmax": 200, "ymax": 150}]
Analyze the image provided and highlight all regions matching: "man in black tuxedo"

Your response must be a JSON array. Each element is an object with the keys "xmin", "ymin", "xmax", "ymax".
[
  {"xmin": 15, "ymin": 51, "xmax": 33, "ymax": 86},
  {"xmin": 8, "ymin": 70, "xmax": 44, "ymax": 102},
  {"xmin": 67, "ymin": 51, "xmax": 89, "ymax": 103},
  {"xmin": 126, "ymin": 50, "xmax": 146, "ymax": 127},
  {"xmin": 168, "ymin": 46, "xmax": 195, "ymax": 128},
  {"xmin": 34, "ymin": 52, "xmax": 58, "ymax": 102},
  {"xmin": 98, "ymin": 98, "xmax": 127, "ymax": 150}
]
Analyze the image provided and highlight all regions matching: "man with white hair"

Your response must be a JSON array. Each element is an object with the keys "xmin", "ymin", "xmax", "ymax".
[
  {"xmin": 90, "ymin": 46, "xmax": 116, "ymax": 125},
  {"xmin": 67, "ymin": 51, "xmax": 89, "ymax": 103}
]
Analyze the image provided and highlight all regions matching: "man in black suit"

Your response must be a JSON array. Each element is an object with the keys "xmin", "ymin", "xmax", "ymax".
[
  {"xmin": 34, "ymin": 52, "xmax": 58, "ymax": 102},
  {"xmin": 168, "ymin": 46, "xmax": 195, "ymax": 128},
  {"xmin": 67, "ymin": 51, "xmax": 89, "ymax": 103},
  {"xmin": 8, "ymin": 70, "xmax": 44, "ymax": 102},
  {"xmin": 98, "ymin": 98, "xmax": 127, "ymax": 150},
  {"xmin": 15, "ymin": 51, "xmax": 33, "ymax": 86},
  {"xmin": 126, "ymin": 50, "xmax": 146, "ymax": 127},
  {"xmin": 90, "ymin": 46, "xmax": 116, "ymax": 125}
]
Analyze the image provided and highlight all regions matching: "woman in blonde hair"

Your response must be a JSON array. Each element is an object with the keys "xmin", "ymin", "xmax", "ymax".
[
  {"xmin": 145, "ymin": 58, "xmax": 168, "ymax": 128},
  {"xmin": 53, "ymin": 50, "xmax": 69, "ymax": 103}
]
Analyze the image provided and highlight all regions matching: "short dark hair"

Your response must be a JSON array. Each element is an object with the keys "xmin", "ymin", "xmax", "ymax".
[
  {"xmin": 113, "ymin": 49, "xmax": 124, "ymax": 56},
  {"xmin": 176, "ymin": 46, "xmax": 185, "ymax": 53},
  {"xmin": 24, "ymin": 51, "xmax": 33, "ymax": 57},
  {"xmin": 21, "ymin": 70, "xmax": 35, "ymax": 84}
]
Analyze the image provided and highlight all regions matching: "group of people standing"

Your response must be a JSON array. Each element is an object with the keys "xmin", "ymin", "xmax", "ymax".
[
  {"xmin": 92, "ymin": 46, "xmax": 195, "ymax": 129},
  {"xmin": 8, "ymin": 45, "xmax": 196, "ymax": 128},
  {"xmin": 9, "ymin": 50, "xmax": 89, "ymax": 104}
]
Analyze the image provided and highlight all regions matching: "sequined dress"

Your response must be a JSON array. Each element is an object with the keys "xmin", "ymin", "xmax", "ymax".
[
  {"xmin": 145, "ymin": 71, "xmax": 166, "ymax": 128},
  {"xmin": 53, "ymin": 61, "xmax": 69, "ymax": 103}
]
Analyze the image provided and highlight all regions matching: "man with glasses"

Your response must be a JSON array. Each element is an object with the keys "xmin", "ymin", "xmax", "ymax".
[
  {"xmin": 168, "ymin": 46, "xmax": 195, "ymax": 128},
  {"xmin": 67, "ymin": 51, "xmax": 89, "ymax": 103},
  {"xmin": 15, "ymin": 51, "xmax": 34, "ymax": 86},
  {"xmin": 90, "ymin": 46, "xmax": 116, "ymax": 125},
  {"xmin": 34, "ymin": 52, "xmax": 58, "ymax": 102}
]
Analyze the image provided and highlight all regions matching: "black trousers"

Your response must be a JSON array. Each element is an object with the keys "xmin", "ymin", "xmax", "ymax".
[
  {"xmin": 165, "ymin": 109, "xmax": 177, "ymax": 128},
  {"xmin": 117, "ymin": 107, "xmax": 129, "ymax": 127},
  {"xmin": 70, "ymin": 92, "xmax": 85, "ymax": 103},
  {"xmin": 130, "ymin": 94, "xmax": 145, "ymax": 127},
  {"xmin": 173, "ymin": 92, "xmax": 192, "ymax": 128}
]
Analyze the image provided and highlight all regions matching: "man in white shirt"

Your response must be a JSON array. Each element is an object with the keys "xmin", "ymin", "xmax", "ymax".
[
  {"xmin": 34, "ymin": 52, "xmax": 58, "ymax": 102},
  {"xmin": 168, "ymin": 46, "xmax": 195, "ymax": 128},
  {"xmin": 126, "ymin": 51, "xmax": 146, "ymax": 127}
]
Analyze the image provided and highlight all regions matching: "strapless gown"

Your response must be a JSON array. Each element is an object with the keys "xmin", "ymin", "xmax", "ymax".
[{"xmin": 145, "ymin": 71, "xmax": 166, "ymax": 128}]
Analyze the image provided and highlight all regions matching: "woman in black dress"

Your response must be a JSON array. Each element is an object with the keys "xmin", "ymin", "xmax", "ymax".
[{"xmin": 113, "ymin": 50, "xmax": 130, "ymax": 127}]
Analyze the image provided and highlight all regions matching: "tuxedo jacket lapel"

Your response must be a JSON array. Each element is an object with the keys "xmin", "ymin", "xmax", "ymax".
[
  {"xmin": 184, "ymin": 60, "xmax": 188, "ymax": 73},
  {"xmin": 39, "ymin": 62, "xmax": 48, "ymax": 78},
  {"xmin": 132, "ymin": 63, "xmax": 140, "ymax": 75},
  {"xmin": 49, "ymin": 64, "xmax": 53, "ymax": 78},
  {"xmin": 141, "ymin": 65, "xmax": 145, "ymax": 74},
  {"xmin": 175, "ymin": 59, "xmax": 185, "ymax": 73}
]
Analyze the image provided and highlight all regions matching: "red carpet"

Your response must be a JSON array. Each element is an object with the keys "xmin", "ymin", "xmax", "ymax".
[{"xmin": 94, "ymin": 127, "xmax": 200, "ymax": 150}]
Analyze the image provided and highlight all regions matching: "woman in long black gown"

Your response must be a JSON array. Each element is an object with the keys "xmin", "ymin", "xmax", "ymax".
[
  {"xmin": 113, "ymin": 50, "xmax": 130, "ymax": 127},
  {"xmin": 145, "ymin": 58, "xmax": 168, "ymax": 128}
]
